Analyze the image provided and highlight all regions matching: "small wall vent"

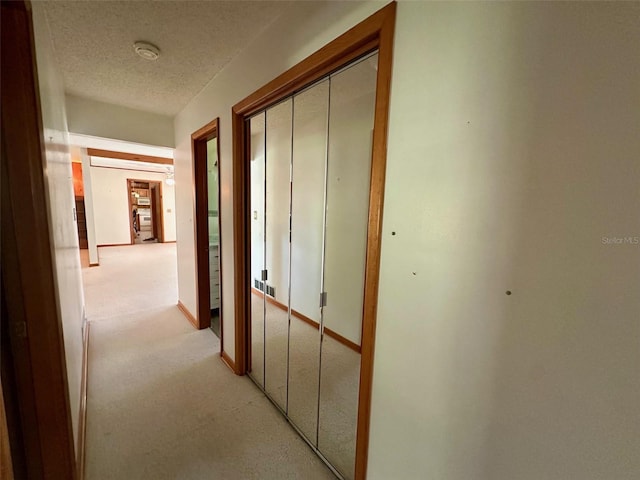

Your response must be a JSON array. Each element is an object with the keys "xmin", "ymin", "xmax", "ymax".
[{"xmin": 254, "ymin": 279, "xmax": 275, "ymax": 298}]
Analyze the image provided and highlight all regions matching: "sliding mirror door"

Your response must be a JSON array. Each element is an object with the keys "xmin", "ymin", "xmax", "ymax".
[
  {"xmin": 287, "ymin": 79, "xmax": 330, "ymax": 443},
  {"xmin": 246, "ymin": 50, "xmax": 380, "ymax": 480},
  {"xmin": 263, "ymin": 100, "xmax": 293, "ymax": 411},
  {"xmin": 318, "ymin": 52, "xmax": 378, "ymax": 479},
  {"xmin": 248, "ymin": 101, "xmax": 294, "ymax": 410},
  {"xmin": 249, "ymin": 112, "xmax": 266, "ymax": 388}
]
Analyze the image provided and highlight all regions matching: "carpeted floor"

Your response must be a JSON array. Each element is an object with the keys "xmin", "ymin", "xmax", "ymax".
[{"xmin": 81, "ymin": 244, "xmax": 335, "ymax": 479}]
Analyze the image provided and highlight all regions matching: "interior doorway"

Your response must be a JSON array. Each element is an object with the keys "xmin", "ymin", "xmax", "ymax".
[
  {"xmin": 72, "ymin": 162, "xmax": 88, "ymax": 249},
  {"xmin": 205, "ymin": 138, "xmax": 222, "ymax": 338},
  {"xmin": 75, "ymin": 197, "xmax": 88, "ymax": 249},
  {"xmin": 192, "ymin": 119, "xmax": 224, "ymax": 344},
  {"xmin": 127, "ymin": 179, "xmax": 164, "ymax": 244}
]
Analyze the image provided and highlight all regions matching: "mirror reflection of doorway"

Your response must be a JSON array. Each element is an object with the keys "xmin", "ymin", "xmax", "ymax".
[
  {"xmin": 127, "ymin": 179, "xmax": 164, "ymax": 244},
  {"xmin": 206, "ymin": 137, "xmax": 221, "ymax": 338}
]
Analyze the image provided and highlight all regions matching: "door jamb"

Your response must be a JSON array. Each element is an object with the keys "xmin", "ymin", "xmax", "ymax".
[
  {"xmin": 1, "ymin": 1, "xmax": 78, "ymax": 477},
  {"xmin": 231, "ymin": 3, "xmax": 396, "ymax": 479},
  {"xmin": 127, "ymin": 179, "xmax": 136, "ymax": 244},
  {"xmin": 150, "ymin": 182, "xmax": 165, "ymax": 243}
]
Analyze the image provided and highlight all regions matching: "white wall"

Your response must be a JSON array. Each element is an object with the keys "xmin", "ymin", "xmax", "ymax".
[
  {"xmin": 250, "ymin": 123, "xmax": 266, "ymax": 298},
  {"xmin": 90, "ymin": 167, "xmax": 176, "ymax": 245},
  {"xmin": 322, "ymin": 74, "xmax": 376, "ymax": 345},
  {"xmin": 264, "ymin": 102, "xmax": 293, "ymax": 309},
  {"xmin": 249, "ymin": 107, "xmax": 292, "ymax": 308},
  {"xmin": 174, "ymin": 1, "xmax": 640, "ymax": 479},
  {"xmin": 66, "ymin": 94, "xmax": 174, "ymax": 148},
  {"xmin": 80, "ymin": 148, "xmax": 99, "ymax": 264},
  {"xmin": 290, "ymin": 85, "xmax": 328, "ymax": 325},
  {"xmin": 32, "ymin": 2, "xmax": 85, "ymax": 451},
  {"xmin": 368, "ymin": 2, "xmax": 640, "ymax": 479}
]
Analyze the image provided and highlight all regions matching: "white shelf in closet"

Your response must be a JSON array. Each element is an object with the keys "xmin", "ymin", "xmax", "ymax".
[{"xmin": 209, "ymin": 243, "xmax": 220, "ymax": 309}]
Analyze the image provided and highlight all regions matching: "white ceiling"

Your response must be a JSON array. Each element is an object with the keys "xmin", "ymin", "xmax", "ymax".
[{"xmin": 41, "ymin": 1, "xmax": 293, "ymax": 116}]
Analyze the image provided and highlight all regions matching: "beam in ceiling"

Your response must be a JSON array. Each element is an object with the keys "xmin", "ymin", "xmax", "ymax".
[{"xmin": 86, "ymin": 148, "xmax": 173, "ymax": 165}]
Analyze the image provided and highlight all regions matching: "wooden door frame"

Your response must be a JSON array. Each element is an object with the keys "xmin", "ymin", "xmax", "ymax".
[
  {"xmin": 75, "ymin": 196, "xmax": 89, "ymax": 250},
  {"xmin": 1, "ymin": 0, "xmax": 78, "ymax": 477},
  {"xmin": 191, "ymin": 118, "xmax": 225, "ymax": 342},
  {"xmin": 231, "ymin": 3, "xmax": 396, "ymax": 479},
  {"xmin": 150, "ymin": 182, "xmax": 165, "ymax": 243},
  {"xmin": 127, "ymin": 179, "xmax": 136, "ymax": 244},
  {"xmin": 127, "ymin": 179, "xmax": 164, "ymax": 245}
]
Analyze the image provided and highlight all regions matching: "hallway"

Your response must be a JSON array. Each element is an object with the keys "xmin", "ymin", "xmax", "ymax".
[{"xmin": 82, "ymin": 244, "xmax": 334, "ymax": 479}]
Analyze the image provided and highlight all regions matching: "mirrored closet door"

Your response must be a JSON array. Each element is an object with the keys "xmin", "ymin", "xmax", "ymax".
[{"xmin": 247, "ymin": 51, "xmax": 379, "ymax": 480}]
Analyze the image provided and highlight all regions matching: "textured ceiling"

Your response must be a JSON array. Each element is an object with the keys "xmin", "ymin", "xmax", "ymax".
[{"xmin": 41, "ymin": 1, "xmax": 293, "ymax": 116}]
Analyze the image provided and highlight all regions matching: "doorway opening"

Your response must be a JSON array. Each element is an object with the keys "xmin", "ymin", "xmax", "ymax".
[
  {"xmin": 192, "ymin": 118, "xmax": 224, "ymax": 346},
  {"xmin": 127, "ymin": 179, "xmax": 165, "ymax": 244},
  {"xmin": 72, "ymin": 162, "xmax": 88, "ymax": 249}
]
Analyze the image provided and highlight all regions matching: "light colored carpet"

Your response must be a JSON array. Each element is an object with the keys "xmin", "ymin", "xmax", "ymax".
[{"xmin": 82, "ymin": 244, "xmax": 335, "ymax": 480}]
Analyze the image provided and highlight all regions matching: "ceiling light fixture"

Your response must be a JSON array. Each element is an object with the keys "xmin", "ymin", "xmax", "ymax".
[{"xmin": 134, "ymin": 41, "xmax": 160, "ymax": 61}]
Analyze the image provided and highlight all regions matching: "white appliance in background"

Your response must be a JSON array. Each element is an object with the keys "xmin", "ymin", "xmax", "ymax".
[
  {"xmin": 137, "ymin": 208, "xmax": 152, "ymax": 228},
  {"xmin": 137, "ymin": 197, "xmax": 151, "ymax": 206}
]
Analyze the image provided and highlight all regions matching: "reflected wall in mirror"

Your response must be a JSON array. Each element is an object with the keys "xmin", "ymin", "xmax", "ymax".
[
  {"xmin": 249, "ymin": 112, "xmax": 266, "ymax": 388},
  {"xmin": 287, "ymin": 79, "xmax": 330, "ymax": 444},
  {"xmin": 246, "ymin": 51, "xmax": 379, "ymax": 480},
  {"xmin": 318, "ymin": 52, "xmax": 378, "ymax": 479},
  {"xmin": 263, "ymin": 99, "xmax": 293, "ymax": 411}
]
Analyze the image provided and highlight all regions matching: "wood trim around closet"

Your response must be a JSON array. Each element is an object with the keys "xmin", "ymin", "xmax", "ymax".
[
  {"xmin": 86, "ymin": 148, "xmax": 173, "ymax": 165},
  {"xmin": 232, "ymin": 3, "xmax": 396, "ymax": 479}
]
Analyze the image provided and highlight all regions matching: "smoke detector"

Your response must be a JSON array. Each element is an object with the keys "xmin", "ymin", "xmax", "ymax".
[{"xmin": 134, "ymin": 41, "xmax": 160, "ymax": 61}]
